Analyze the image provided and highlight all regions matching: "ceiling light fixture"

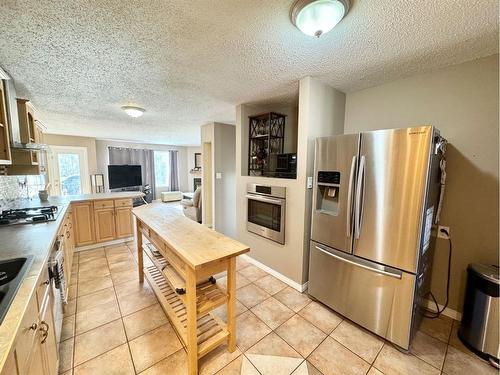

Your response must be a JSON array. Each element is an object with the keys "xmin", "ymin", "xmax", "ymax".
[
  {"xmin": 122, "ymin": 105, "xmax": 145, "ymax": 118},
  {"xmin": 291, "ymin": 0, "xmax": 349, "ymax": 38}
]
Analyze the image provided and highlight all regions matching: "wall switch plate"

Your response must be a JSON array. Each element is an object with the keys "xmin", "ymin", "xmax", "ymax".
[
  {"xmin": 437, "ymin": 225, "xmax": 450, "ymax": 239},
  {"xmin": 215, "ymin": 172, "xmax": 222, "ymax": 179},
  {"xmin": 307, "ymin": 176, "xmax": 313, "ymax": 189}
]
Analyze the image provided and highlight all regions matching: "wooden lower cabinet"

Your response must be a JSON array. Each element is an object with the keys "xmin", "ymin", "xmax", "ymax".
[
  {"xmin": 71, "ymin": 199, "xmax": 134, "ymax": 246},
  {"xmin": 39, "ymin": 293, "xmax": 58, "ymax": 375},
  {"xmin": 72, "ymin": 202, "xmax": 95, "ymax": 246},
  {"xmin": 115, "ymin": 207, "xmax": 133, "ymax": 238},
  {"xmin": 95, "ymin": 208, "xmax": 116, "ymax": 242},
  {"xmin": 25, "ymin": 334, "xmax": 45, "ymax": 375},
  {"xmin": 2, "ymin": 266, "xmax": 59, "ymax": 375}
]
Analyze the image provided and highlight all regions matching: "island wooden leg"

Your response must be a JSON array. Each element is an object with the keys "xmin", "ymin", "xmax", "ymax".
[
  {"xmin": 186, "ymin": 267, "xmax": 198, "ymax": 375},
  {"xmin": 135, "ymin": 219, "xmax": 144, "ymax": 283},
  {"xmin": 227, "ymin": 257, "xmax": 236, "ymax": 352}
]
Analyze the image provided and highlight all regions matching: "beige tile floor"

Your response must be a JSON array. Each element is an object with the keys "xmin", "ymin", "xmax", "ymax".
[{"xmin": 59, "ymin": 242, "xmax": 496, "ymax": 375}]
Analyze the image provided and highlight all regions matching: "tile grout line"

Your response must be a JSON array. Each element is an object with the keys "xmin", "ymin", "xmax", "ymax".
[
  {"xmin": 109, "ymin": 243, "xmax": 139, "ymax": 375},
  {"xmin": 70, "ymin": 252, "xmax": 80, "ymax": 374}
]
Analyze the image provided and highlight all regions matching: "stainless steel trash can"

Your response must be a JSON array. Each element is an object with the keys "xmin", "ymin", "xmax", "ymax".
[{"xmin": 459, "ymin": 263, "xmax": 499, "ymax": 366}]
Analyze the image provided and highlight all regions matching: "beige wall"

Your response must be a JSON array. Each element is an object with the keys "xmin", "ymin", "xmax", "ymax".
[
  {"xmin": 201, "ymin": 123, "xmax": 236, "ymax": 236},
  {"xmin": 235, "ymin": 78, "xmax": 345, "ymax": 286},
  {"xmin": 344, "ymin": 54, "xmax": 499, "ymax": 312},
  {"xmin": 44, "ymin": 134, "xmax": 98, "ymax": 174}
]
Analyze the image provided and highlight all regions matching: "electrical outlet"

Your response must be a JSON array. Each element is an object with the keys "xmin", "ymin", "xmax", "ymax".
[{"xmin": 437, "ymin": 225, "xmax": 450, "ymax": 239}]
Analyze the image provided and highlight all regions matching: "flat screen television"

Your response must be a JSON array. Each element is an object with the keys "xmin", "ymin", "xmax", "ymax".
[{"xmin": 108, "ymin": 165, "xmax": 142, "ymax": 189}]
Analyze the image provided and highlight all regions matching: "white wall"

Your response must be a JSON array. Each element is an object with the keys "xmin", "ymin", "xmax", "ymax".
[
  {"xmin": 235, "ymin": 77, "xmax": 345, "ymax": 285},
  {"xmin": 95, "ymin": 139, "xmax": 189, "ymax": 197},
  {"xmin": 344, "ymin": 55, "xmax": 499, "ymax": 311}
]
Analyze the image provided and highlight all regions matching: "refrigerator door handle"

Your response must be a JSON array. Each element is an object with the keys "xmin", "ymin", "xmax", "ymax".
[
  {"xmin": 346, "ymin": 155, "xmax": 357, "ymax": 238},
  {"xmin": 314, "ymin": 244, "xmax": 402, "ymax": 279},
  {"xmin": 355, "ymin": 155, "xmax": 366, "ymax": 239}
]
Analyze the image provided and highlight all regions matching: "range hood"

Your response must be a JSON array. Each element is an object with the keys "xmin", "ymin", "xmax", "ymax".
[{"xmin": 1, "ymin": 70, "xmax": 47, "ymax": 150}]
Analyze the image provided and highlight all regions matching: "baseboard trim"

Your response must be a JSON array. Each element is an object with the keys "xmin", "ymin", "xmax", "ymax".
[
  {"xmin": 75, "ymin": 237, "xmax": 133, "ymax": 252},
  {"xmin": 241, "ymin": 254, "xmax": 308, "ymax": 293},
  {"xmin": 425, "ymin": 299, "xmax": 462, "ymax": 321}
]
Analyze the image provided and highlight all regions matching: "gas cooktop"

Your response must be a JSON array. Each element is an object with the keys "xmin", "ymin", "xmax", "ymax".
[{"xmin": 0, "ymin": 206, "xmax": 60, "ymax": 226}]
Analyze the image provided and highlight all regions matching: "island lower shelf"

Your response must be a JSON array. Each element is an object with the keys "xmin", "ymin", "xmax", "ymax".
[{"xmin": 142, "ymin": 246, "xmax": 229, "ymax": 359}]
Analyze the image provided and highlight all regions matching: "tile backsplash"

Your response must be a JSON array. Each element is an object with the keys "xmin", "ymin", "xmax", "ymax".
[{"xmin": 0, "ymin": 175, "xmax": 46, "ymax": 203}]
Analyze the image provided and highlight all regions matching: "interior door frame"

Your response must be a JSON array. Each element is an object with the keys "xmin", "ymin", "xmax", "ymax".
[{"xmin": 48, "ymin": 145, "xmax": 90, "ymax": 195}]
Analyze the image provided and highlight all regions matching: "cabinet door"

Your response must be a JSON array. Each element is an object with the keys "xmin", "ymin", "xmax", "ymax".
[
  {"xmin": 39, "ymin": 292, "xmax": 58, "ymax": 375},
  {"xmin": 24, "ymin": 334, "xmax": 45, "ymax": 375},
  {"xmin": 0, "ymin": 80, "xmax": 12, "ymax": 165},
  {"xmin": 15, "ymin": 292, "xmax": 39, "ymax": 375},
  {"xmin": 72, "ymin": 202, "xmax": 95, "ymax": 246},
  {"xmin": 1, "ymin": 350, "xmax": 18, "ymax": 375},
  {"xmin": 95, "ymin": 208, "xmax": 116, "ymax": 242},
  {"xmin": 115, "ymin": 207, "xmax": 133, "ymax": 238}
]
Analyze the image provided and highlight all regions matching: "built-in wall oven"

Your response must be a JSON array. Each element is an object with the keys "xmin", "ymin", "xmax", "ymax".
[{"xmin": 246, "ymin": 184, "xmax": 286, "ymax": 244}]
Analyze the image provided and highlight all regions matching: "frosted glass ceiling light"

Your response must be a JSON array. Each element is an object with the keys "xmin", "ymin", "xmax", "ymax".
[
  {"xmin": 291, "ymin": 0, "xmax": 349, "ymax": 37},
  {"xmin": 122, "ymin": 105, "xmax": 145, "ymax": 118}
]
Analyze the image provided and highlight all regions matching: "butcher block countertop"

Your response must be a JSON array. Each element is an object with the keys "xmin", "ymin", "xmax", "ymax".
[{"xmin": 132, "ymin": 202, "xmax": 249, "ymax": 269}]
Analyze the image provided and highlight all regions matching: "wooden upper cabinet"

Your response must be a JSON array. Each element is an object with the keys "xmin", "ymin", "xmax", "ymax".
[
  {"xmin": 115, "ymin": 207, "xmax": 133, "ymax": 238},
  {"xmin": 95, "ymin": 208, "xmax": 116, "ymax": 242},
  {"xmin": 72, "ymin": 202, "xmax": 95, "ymax": 246},
  {"xmin": 0, "ymin": 80, "xmax": 12, "ymax": 165},
  {"xmin": 16, "ymin": 99, "xmax": 37, "ymax": 144}
]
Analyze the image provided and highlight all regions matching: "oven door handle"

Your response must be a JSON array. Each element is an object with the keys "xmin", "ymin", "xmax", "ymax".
[{"xmin": 246, "ymin": 194, "xmax": 285, "ymax": 205}]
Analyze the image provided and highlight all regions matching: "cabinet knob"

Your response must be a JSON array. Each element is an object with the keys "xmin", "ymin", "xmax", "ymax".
[
  {"xmin": 29, "ymin": 323, "xmax": 38, "ymax": 331},
  {"xmin": 42, "ymin": 279, "xmax": 49, "ymax": 286}
]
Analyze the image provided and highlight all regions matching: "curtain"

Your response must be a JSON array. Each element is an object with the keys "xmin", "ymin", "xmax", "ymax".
[
  {"xmin": 108, "ymin": 146, "xmax": 156, "ymax": 200},
  {"xmin": 169, "ymin": 150, "xmax": 179, "ymax": 191}
]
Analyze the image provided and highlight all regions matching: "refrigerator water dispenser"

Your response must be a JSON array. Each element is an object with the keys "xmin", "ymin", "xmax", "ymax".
[{"xmin": 316, "ymin": 171, "xmax": 341, "ymax": 215}]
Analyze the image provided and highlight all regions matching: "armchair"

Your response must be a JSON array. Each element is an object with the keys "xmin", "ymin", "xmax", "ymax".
[{"xmin": 181, "ymin": 187, "xmax": 202, "ymax": 223}]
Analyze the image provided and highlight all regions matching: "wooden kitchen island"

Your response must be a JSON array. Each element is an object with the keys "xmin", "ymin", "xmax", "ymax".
[{"xmin": 132, "ymin": 203, "xmax": 249, "ymax": 375}]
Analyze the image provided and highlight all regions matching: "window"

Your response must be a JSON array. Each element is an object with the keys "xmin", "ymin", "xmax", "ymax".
[{"xmin": 154, "ymin": 151, "xmax": 170, "ymax": 187}]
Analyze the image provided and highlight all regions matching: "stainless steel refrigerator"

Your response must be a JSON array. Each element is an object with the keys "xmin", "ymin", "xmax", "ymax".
[{"xmin": 308, "ymin": 125, "xmax": 447, "ymax": 350}]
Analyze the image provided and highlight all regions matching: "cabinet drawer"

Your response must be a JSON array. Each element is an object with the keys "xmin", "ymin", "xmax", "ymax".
[
  {"xmin": 93, "ymin": 200, "xmax": 114, "ymax": 209},
  {"xmin": 15, "ymin": 293, "xmax": 39, "ymax": 374},
  {"xmin": 163, "ymin": 244, "xmax": 186, "ymax": 278},
  {"xmin": 114, "ymin": 198, "xmax": 132, "ymax": 208},
  {"xmin": 35, "ymin": 267, "xmax": 50, "ymax": 311},
  {"xmin": 138, "ymin": 221, "xmax": 150, "ymax": 237}
]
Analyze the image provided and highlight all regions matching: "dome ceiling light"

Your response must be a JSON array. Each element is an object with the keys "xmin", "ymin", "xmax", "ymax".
[
  {"xmin": 290, "ymin": 0, "xmax": 350, "ymax": 38},
  {"xmin": 122, "ymin": 105, "xmax": 146, "ymax": 118}
]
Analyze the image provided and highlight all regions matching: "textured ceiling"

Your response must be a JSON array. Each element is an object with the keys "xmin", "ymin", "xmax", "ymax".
[{"xmin": 0, "ymin": 0, "xmax": 497, "ymax": 145}]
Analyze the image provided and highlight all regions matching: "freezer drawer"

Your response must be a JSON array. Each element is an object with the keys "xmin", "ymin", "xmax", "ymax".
[{"xmin": 308, "ymin": 241, "xmax": 416, "ymax": 349}]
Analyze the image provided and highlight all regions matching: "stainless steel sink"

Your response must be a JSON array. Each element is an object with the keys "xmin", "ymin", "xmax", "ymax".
[{"xmin": 0, "ymin": 256, "xmax": 34, "ymax": 324}]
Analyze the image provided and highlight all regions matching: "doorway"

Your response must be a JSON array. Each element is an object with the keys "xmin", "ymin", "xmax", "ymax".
[{"xmin": 48, "ymin": 146, "xmax": 90, "ymax": 196}]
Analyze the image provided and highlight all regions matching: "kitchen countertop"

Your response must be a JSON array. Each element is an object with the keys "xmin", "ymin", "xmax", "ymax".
[
  {"xmin": 0, "ymin": 191, "xmax": 144, "ymax": 371},
  {"xmin": 133, "ymin": 202, "xmax": 249, "ymax": 269}
]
